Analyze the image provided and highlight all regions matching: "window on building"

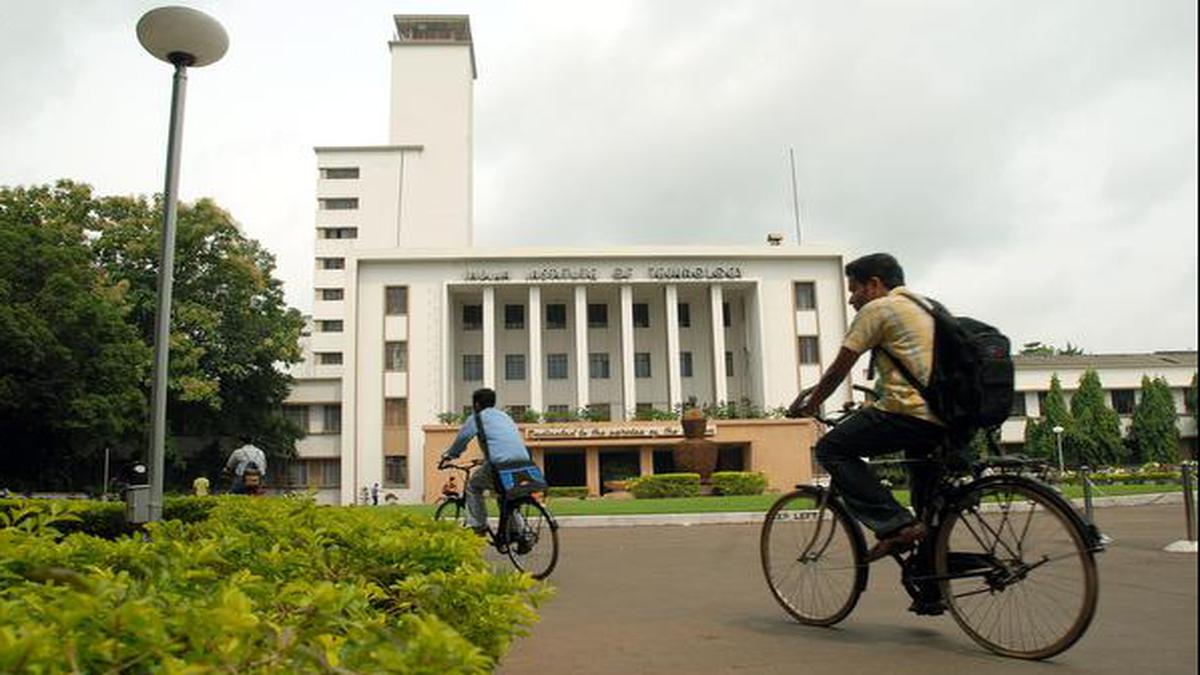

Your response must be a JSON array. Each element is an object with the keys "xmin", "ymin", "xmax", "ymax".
[
  {"xmin": 385, "ymin": 287, "xmax": 408, "ymax": 315},
  {"xmin": 680, "ymin": 351, "xmax": 694, "ymax": 378},
  {"xmin": 1037, "ymin": 391, "xmax": 1048, "ymax": 416},
  {"xmin": 319, "ymin": 257, "xmax": 345, "ymax": 270},
  {"xmin": 547, "ymin": 353, "xmax": 568, "ymax": 380},
  {"xmin": 384, "ymin": 457, "xmax": 408, "ymax": 488},
  {"xmin": 320, "ymin": 167, "xmax": 360, "ymax": 179},
  {"xmin": 587, "ymin": 403, "xmax": 612, "ymax": 421},
  {"xmin": 318, "ymin": 320, "xmax": 343, "ymax": 333},
  {"xmin": 318, "ymin": 197, "xmax": 358, "ymax": 210},
  {"xmin": 677, "ymin": 303, "xmax": 691, "ymax": 328},
  {"xmin": 504, "ymin": 304, "xmax": 525, "ymax": 329},
  {"xmin": 462, "ymin": 354, "xmax": 483, "ymax": 382},
  {"xmin": 546, "ymin": 303, "xmax": 567, "ymax": 329},
  {"xmin": 280, "ymin": 458, "xmax": 341, "ymax": 488},
  {"xmin": 383, "ymin": 398, "xmax": 408, "ymax": 487},
  {"xmin": 316, "ymin": 352, "xmax": 343, "ymax": 365},
  {"xmin": 1111, "ymin": 389, "xmax": 1136, "ymax": 415},
  {"xmin": 505, "ymin": 354, "xmax": 526, "ymax": 381},
  {"xmin": 318, "ymin": 227, "xmax": 358, "ymax": 239},
  {"xmin": 1186, "ymin": 389, "xmax": 1197, "ymax": 414},
  {"xmin": 283, "ymin": 405, "xmax": 309, "ymax": 432},
  {"xmin": 636, "ymin": 403, "xmax": 655, "ymax": 414},
  {"xmin": 1010, "ymin": 392, "xmax": 1027, "ymax": 417},
  {"xmin": 725, "ymin": 351, "xmax": 734, "ymax": 377},
  {"xmin": 635, "ymin": 352, "xmax": 652, "ymax": 378},
  {"xmin": 587, "ymin": 303, "xmax": 608, "ymax": 328},
  {"xmin": 589, "ymin": 353, "xmax": 610, "ymax": 379},
  {"xmin": 794, "ymin": 282, "xmax": 816, "ymax": 310},
  {"xmin": 546, "ymin": 404, "xmax": 570, "ymax": 419},
  {"xmin": 798, "ymin": 336, "xmax": 820, "ymax": 364},
  {"xmin": 507, "ymin": 405, "xmax": 528, "ymax": 419},
  {"xmin": 461, "ymin": 304, "xmax": 482, "ymax": 331},
  {"xmin": 319, "ymin": 288, "xmax": 344, "ymax": 301},
  {"xmin": 633, "ymin": 303, "xmax": 650, "ymax": 328},
  {"xmin": 384, "ymin": 341, "xmax": 407, "ymax": 371},
  {"xmin": 723, "ymin": 302, "xmax": 732, "ymax": 327},
  {"xmin": 323, "ymin": 404, "xmax": 342, "ymax": 433}
]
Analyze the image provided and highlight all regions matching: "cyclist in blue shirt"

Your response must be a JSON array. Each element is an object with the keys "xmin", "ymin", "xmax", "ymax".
[{"xmin": 442, "ymin": 388, "xmax": 534, "ymax": 533}]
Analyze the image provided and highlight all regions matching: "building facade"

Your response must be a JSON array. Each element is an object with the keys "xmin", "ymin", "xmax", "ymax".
[{"xmin": 282, "ymin": 16, "xmax": 850, "ymax": 504}]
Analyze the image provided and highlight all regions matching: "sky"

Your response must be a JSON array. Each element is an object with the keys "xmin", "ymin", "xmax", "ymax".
[{"xmin": 2, "ymin": 0, "xmax": 1196, "ymax": 354}]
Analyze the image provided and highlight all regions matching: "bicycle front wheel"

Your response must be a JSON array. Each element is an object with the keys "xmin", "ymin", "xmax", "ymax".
[
  {"xmin": 936, "ymin": 476, "xmax": 1098, "ymax": 660},
  {"xmin": 760, "ymin": 486, "xmax": 867, "ymax": 626},
  {"xmin": 506, "ymin": 498, "xmax": 559, "ymax": 580},
  {"xmin": 434, "ymin": 498, "xmax": 467, "ymax": 526}
]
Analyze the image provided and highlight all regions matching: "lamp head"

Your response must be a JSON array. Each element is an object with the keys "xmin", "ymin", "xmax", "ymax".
[
  {"xmin": 1052, "ymin": 425, "xmax": 1064, "ymax": 434},
  {"xmin": 137, "ymin": 6, "xmax": 228, "ymax": 67}
]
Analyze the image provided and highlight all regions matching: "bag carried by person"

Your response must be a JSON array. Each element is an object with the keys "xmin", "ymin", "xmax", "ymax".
[
  {"xmin": 473, "ymin": 411, "xmax": 547, "ymax": 500},
  {"xmin": 874, "ymin": 293, "xmax": 1014, "ymax": 435}
]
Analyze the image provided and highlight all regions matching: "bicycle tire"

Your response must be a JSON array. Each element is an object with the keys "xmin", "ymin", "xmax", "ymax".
[
  {"xmin": 505, "ymin": 498, "xmax": 559, "ymax": 580},
  {"xmin": 935, "ymin": 475, "xmax": 1099, "ymax": 660},
  {"xmin": 760, "ymin": 486, "xmax": 867, "ymax": 626},
  {"xmin": 434, "ymin": 498, "xmax": 466, "ymax": 526}
]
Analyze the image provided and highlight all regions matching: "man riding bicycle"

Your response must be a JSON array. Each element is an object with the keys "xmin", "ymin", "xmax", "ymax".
[
  {"xmin": 788, "ymin": 253, "xmax": 946, "ymax": 563},
  {"xmin": 441, "ymin": 388, "xmax": 534, "ymax": 545}
]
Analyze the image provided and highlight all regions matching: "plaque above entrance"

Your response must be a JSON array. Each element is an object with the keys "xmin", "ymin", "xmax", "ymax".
[{"xmin": 524, "ymin": 424, "xmax": 715, "ymax": 440}]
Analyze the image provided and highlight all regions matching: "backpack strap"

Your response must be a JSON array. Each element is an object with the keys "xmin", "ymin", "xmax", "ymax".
[{"xmin": 473, "ymin": 410, "xmax": 493, "ymax": 464}]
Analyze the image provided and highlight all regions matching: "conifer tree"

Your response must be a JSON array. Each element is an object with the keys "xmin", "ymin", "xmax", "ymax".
[
  {"xmin": 1071, "ymin": 369, "xmax": 1127, "ymax": 466},
  {"xmin": 1128, "ymin": 376, "xmax": 1180, "ymax": 464}
]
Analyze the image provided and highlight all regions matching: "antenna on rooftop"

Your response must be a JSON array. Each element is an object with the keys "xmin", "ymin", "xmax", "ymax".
[{"xmin": 788, "ymin": 148, "xmax": 802, "ymax": 246}]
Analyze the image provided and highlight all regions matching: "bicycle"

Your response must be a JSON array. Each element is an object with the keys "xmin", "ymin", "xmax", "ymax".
[
  {"xmin": 760, "ymin": 405, "xmax": 1104, "ymax": 660},
  {"xmin": 435, "ymin": 458, "xmax": 560, "ymax": 580}
]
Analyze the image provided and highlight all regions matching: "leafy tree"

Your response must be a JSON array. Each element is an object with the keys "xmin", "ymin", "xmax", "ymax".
[
  {"xmin": 0, "ymin": 182, "xmax": 150, "ymax": 490},
  {"xmin": 1, "ymin": 180, "xmax": 305, "ymax": 491},
  {"xmin": 1127, "ymin": 376, "xmax": 1180, "ymax": 464},
  {"xmin": 90, "ymin": 191, "xmax": 306, "ymax": 482},
  {"xmin": 1070, "ymin": 369, "xmax": 1127, "ymax": 467}
]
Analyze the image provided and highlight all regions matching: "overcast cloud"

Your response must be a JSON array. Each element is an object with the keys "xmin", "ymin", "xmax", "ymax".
[{"xmin": 2, "ymin": 0, "xmax": 1195, "ymax": 353}]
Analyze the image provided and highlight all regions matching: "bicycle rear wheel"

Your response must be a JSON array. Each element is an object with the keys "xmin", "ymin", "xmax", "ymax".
[
  {"xmin": 760, "ymin": 486, "xmax": 866, "ymax": 626},
  {"xmin": 506, "ymin": 498, "xmax": 559, "ymax": 580},
  {"xmin": 935, "ymin": 476, "xmax": 1098, "ymax": 660},
  {"xmin": 434, "ymin": 498, "xmax": 467, "ymax": 526}
]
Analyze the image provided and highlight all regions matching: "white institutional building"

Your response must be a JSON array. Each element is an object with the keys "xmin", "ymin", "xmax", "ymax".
[
  {"xmin": 282, "ymin": 16, "xmax": 852, "ymax": 504},
  {"xmin": 282, "ymin": 16, "xmax": 1197, "ymax": 505}
]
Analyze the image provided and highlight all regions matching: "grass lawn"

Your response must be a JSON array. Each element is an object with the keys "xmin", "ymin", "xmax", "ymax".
[{"xmin": 393, "ymin": 482, "xmax": 1184, "ymax": 518}]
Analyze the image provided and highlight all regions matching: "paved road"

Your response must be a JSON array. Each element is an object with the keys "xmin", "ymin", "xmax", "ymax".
[{"xmin": 499, "ymin": 504, "xmax": 1197, "ymax": 674}]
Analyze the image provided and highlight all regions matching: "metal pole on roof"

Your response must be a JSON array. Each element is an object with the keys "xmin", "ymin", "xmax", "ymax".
[{"xmin": 788, "ymin": 148, "xmax": 802, "ymax": 246}]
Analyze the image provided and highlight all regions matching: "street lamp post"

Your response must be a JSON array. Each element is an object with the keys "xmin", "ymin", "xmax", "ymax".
[
  {"xmin": 1052, "ymin": 425, "xmax": 1065, "ymax": 474},
  {"xmin": 136, "ymin": 7, "xmax": 228, "ymax": 522}
]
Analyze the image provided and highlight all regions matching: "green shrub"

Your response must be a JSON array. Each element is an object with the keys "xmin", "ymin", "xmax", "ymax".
[
  {"xmin": 546, "ymin": 486, "xmax": 589, "ymax": 500},
  {"xmin": 0, "ymin": 497, "xmax": 547, "ymax": 672},
  {"xmin": 0, "ymin": 496, "xmax": 219, "ymax": 540},
  {"xmin": 710, "ymin": 471, "xmax": 767, "ymax": 496},
  {"xmin": 627, "ymin": 473, "xmax": 701, "ymax": 499}
]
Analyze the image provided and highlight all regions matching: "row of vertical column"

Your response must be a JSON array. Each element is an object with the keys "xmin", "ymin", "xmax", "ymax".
[{"xmin": 476, "ymin": 283, "xmax": 729, "ymax": 420}]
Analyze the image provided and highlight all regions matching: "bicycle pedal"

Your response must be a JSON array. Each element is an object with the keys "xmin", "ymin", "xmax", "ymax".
[{"xmin": 907, "ymin": 600, "xmax": 946, "ymax": 616}]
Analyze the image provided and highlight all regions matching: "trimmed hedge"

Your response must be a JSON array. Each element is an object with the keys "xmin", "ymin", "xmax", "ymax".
[
  {"xmin": 0, "ymin": 496, "xmax": 219, "ymax": 539},
  {"xmin": 627, "ymin": 473, "xmax": 701, "ymax": 499},
  {"xmin": 0, "ymin": 496, "xmax": 547, "ymax": 672},
  {"xmin": 710, "ymin": 471, "xmax": 768, "ymax": 496},
  {"xmin": 546, "ymin": 486, "xmax": 589, "ymax": 500}
]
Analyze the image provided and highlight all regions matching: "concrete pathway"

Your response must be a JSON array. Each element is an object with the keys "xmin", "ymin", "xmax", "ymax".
[{"xmin": 499, "ymin": 503, "xmax": 1197, "ymax": 674}]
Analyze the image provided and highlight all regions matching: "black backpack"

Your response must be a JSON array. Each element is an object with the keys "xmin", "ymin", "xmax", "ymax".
[{"xmin": 874, "ymin": 293, "xmax": 1014, "ymax": 435}]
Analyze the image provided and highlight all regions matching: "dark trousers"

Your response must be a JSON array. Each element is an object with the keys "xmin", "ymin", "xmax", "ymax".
[{"xmin": 814, "ymin": 407, "xmax": 946, "ymax": 536}]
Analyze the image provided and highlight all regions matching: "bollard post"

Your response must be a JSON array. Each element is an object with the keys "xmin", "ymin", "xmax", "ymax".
[
  {"xmin": 1080, "ymin": 464, "xmax": 1095, "ymax": 525},
  {"xmin": 1183, "ymin": 461, "xmax": 1197, "ymax": 543}
]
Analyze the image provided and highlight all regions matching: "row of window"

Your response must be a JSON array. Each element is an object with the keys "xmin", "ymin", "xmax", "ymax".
[
  {"xmin": 314, "ymin": 338, "xmax": 821, "ymax": 370},
  {"xmin": 318, "ymin": 227, "xmax": 358, "ymax": 239},
  {"xmin": 313, "ymin": 287, "xmax": 408, "ymax": 328},
  {"xmin": 462, "ymin": 301, "xmax": 732, "ymax": 331},
  {"xmin": 1009, "ymin": 388, "xmax": 1194, "ymax": 417},
  {"xmin": 278, "ymin": 457, "xmax": 410, "ymax": 490},
  {"xmin": 462, "ymin": 351, "xmax": 742, "ymax": 382},
  {"xmin": 284, "ymin": 404, "xmax": 342, "ymax": 433}
]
